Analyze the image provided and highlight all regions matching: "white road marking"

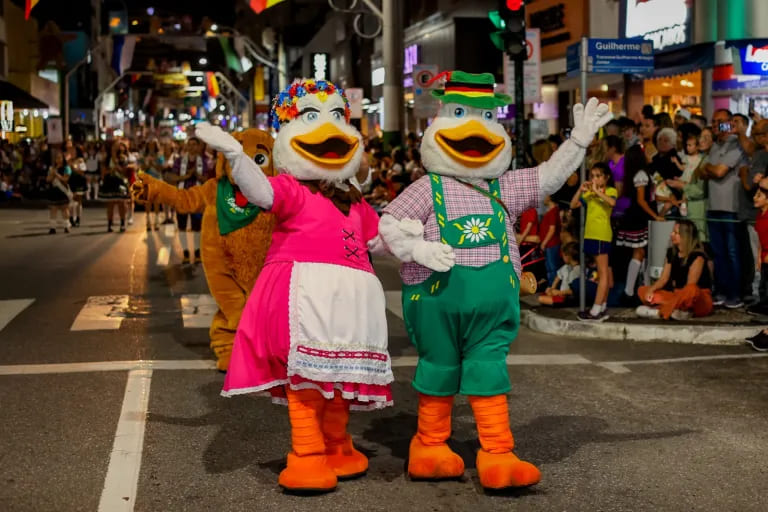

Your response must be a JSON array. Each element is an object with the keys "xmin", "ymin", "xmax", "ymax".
[
  {"xmin": 597, "ymin": 352, "xmax": 768, "ymax": 374},
  {"xmin": 0, "ymin": 298, "xmax": 34, "ymax": 332},
  {"xmin": 164, "ymin": 224, "xmax": 175, "ymax": 237},
  {"xmin": 156, "ymin": 245, "xmax": 170, "ymax": 267},
  {"xmin": 180, "ymin": 294, "xmax": 217, "ymax": 328},
  {"xmin": 0, "ymin": 359, "xmax": 216, "ymax": 375},
  {"xmin": 98, "ymin": 369, "xmax": 152, "ymax": 512},
  {"xmin": 70, "ymin": 295, "xmax": 130, "ymax": 331},
  {"xmin": 385, "ymin": 291, "xmax": 403, "ymax": 319},
  {"xmin": 0, "ymin": 352, "xmax": 765, "ymax": 377}
]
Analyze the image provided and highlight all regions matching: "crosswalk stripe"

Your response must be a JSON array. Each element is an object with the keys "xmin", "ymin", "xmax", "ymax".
[
  {"xmin": 70, "ymin": 295, "xmax": 130, "ymax": 331},
  {"xmin": 164, "ymin": 224, "xmax": 175, "ymax": 237},
  {"xmin": 0, "ymin": 299, "xmax": 35, "ymax": 332},
  {"xmin": 180, "ymin": 294, "xmax": 217, "ymax": 328}
]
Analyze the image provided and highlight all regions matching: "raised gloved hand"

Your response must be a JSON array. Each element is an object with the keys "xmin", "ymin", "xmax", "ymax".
[
  {"xmin": 195, "ymin": 122, "xmax": 243, "ymax": 160},
  {"xmin": 130, "ymin": 171, "xmax": 151, "ymax": 204},
  {"xmin": 569, "ymin": 97, "xmax": 613, "ymax": 148},
  {"xmin": 412, "ymin": 240, "xmax": 456, "ymax": 273}
]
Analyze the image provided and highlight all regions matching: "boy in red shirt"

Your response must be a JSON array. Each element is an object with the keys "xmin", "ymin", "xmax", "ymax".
[
  {"xmin": 746, "ymin": 176, "xmax": 768, "ymax": 350},
  {"xmin": 539, "ymin": 195, "xmax": 562, "ymax": 285}
]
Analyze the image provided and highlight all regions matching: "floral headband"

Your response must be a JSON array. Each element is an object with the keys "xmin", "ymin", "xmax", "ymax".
[{"xmin": 270, "ymin": 79, "xmax": 351, "ymax": 131}]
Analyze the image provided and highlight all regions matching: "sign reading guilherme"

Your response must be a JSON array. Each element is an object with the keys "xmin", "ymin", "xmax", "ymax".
[{"xmin": 622, "ymin": 0, "xmax": 693, "ymax": 52}]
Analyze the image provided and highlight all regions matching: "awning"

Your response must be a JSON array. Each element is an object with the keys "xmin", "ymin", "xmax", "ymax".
[
  {"xmin": 0, "ymin": 80, "xmax": 49, "ymax": 110},
  {"xmin": 648, "ymin": 43, "xmax": 715, "ymax": 78}
]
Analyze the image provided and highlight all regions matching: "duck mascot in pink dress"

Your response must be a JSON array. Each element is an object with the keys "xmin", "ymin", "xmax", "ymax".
[
  {"xmin": 378, "ymin": 70, "xmax": 611, "ymax": 490},
  {"xmin": 195, "ymin": 79, "xmax": 394, "ymax": 493}
]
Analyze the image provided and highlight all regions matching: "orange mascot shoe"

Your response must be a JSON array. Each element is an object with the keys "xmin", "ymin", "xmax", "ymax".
[
  {"xmin": 469, "ymin": 395, "xmax": 541, "ymax": 489},
  {"xmin": 407, "ymin": 394, "xmax": 465, "ymax": 479},
  {"xmin": 322, "ymin": 392, "xmax": 368, "ymax": 478},
  {"xmin": 278, "ymin": 388, "xmax": 338, "ymax": 492}
]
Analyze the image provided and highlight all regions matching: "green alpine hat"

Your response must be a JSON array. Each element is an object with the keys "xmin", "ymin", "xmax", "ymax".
[{"xmin": 430, "ymin": 70, "xmax": 512, "ymax": 109}]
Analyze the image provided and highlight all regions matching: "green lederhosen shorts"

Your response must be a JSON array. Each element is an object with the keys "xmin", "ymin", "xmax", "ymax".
[{"xmin": 401, "ymin": 173, "xmax": 520, "ymax": 396}]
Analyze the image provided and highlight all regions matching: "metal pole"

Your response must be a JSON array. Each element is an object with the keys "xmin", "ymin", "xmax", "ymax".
[
  {"xmin": 514, "ymin": 57, "xmax": 525, "ymax": 168},
  {"xmin": 579, "ymin": 37, "xmax": 588, "ymax": 313},
  {"xmin": 382, "ymin": 0, "xmax": 403, "ymax": 150}
]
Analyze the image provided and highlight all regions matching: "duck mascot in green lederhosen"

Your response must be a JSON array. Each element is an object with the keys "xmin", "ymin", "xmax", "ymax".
[{"xmin": 379, "ymin": 70, "xmax": 611, "ymax": 490}]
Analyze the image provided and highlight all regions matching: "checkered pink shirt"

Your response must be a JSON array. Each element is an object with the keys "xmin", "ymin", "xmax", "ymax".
[{"xmin": 383, "ymin": 168, "xmax": 540, "ymax": 285}]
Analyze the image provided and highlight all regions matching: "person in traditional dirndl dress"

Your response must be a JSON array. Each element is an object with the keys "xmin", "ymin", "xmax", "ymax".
[{"xmin": 196, "ymin": 78, "xmax": 393, "ymax": 493}]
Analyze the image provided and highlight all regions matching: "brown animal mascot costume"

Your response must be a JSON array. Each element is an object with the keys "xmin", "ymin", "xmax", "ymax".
[{"xmin": 132, "ymin": 129, "xmax": 276, "ymax": 371}]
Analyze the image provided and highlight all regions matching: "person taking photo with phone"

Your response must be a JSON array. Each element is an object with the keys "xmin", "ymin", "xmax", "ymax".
[{"xmin": 702, "ymin": 109, "xmax": 750, "ymax": 309}]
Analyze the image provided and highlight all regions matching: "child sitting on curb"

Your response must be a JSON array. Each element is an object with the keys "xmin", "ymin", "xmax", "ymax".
[{"xmin": 538, "ymin": 242, "xmax": 580, "ymax": 307}]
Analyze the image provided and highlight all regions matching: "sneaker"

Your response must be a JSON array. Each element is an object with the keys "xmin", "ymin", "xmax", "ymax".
[
  {"xmin": 127, "ymin": 217, "xmax": 134, "ymax": 225},
  {"xmin": 713, "ymin": 295, "xmax": 726, "ymax": 307},
  {"xmin": 745, "ymin": 333, "xmax": 768, "ymax": 352},
  {"xmin": 182, "ymin": 250, "xmax": 191, "ymax": 265},
  {"xmin": 147, "ymin": 224, "xmax": 152, "ymax": 232},
  {"xmin": 75, "ymin": 218, "xmax": 80, "ymax": 227},
  {"xmin": 635, "ymin": 305, "xmax": 660, "ymax": 318},
  {"xmin": 577, "ymin": 310, "xmax": 609, "ymax": 322},
  {"xmin": 69, "ymin": 217, "xmax": 75, "ymax": 227},
  {"xmin": 725, "ymin": 299, "xmax": 744, "ymax": 309},
  {"xmin": 670, "ymin": 310, "xmax": 691, "ymax": 321},
  {"xmin": 107, "ymin": 226, "xmax": 113, "ymax": 233},
  {"xmin": 48, "ymin": 228, "xmax": 56, "ymax": 235},
  {"xmin": 194, "ymin": 249, "xmax": 201, "ymax": 264},
  {"xmin": 64, "ymin": 227, "xmax": 70, "ymax": 234}
]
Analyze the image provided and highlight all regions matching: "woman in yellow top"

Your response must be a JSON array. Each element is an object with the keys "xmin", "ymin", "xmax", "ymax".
[{"xmin": 570, "ymin": 162, "xmax": 617, "ymax": 321}]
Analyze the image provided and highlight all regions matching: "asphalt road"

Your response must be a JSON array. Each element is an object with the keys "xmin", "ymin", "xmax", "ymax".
[{"xmin": 1, "ymin": 208, "xmax": 767, "ymax": 512}]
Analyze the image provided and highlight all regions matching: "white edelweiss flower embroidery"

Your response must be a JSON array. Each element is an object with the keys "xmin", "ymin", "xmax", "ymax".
[{"xmin": 462, "ymin": 217, "xmax": 489, "ymax": 243}]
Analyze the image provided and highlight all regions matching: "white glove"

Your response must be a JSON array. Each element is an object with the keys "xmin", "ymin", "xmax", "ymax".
[
  {"xmin": 570, "ymin": 97, "xmax": 613, "ymax": 148},
  {"xmin": 195, "ymin": 122, "xmax": 242, "ymax": 160},
  {"xmin": 412, "ymin": 240, "xmax": 455, "ymax": 273},
  {"xmin": 398, "ymin": 218, "xmax": 424, "ymax": 237}
]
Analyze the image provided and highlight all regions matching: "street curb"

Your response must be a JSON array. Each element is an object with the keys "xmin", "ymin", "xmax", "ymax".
[{"xmin": 521, "ymin": 309, "xmax": 765, "ymax": 346}]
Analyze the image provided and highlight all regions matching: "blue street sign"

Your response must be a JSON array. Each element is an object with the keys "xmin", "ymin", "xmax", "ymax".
[{"xmin": 567, "ymin": 38, "xmax": 655, "ymax": 76}]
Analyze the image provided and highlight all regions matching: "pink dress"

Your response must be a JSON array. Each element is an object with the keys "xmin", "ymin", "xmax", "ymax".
[{"xmin": 222, "ymin": 174, "xmax": 394, "ymax": 410}]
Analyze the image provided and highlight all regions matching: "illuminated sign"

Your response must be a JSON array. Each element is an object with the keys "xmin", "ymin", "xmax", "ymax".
[
  {"xmin": 372, "ymin": 67, "xmax": 385, "ymax": 87},
  {"xmin": 623, "ymin": 0, "xmax": 692, "ymax": 52},
  {"xmin": 740, "ymin": 44, "xmax": 768, "ymax": 76},
  {"xmin": 0, "ymin": 101, "xmax": 13, "ymax": 132},
  {"xmin": 404, "ymin": 44, "xmax": 419, "ymax": 75},
  {"xmin": 311, "ymin": 53, "xmax": 330, "ymax": 81}
]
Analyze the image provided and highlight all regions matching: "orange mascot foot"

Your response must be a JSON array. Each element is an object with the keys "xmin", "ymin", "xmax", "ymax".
[
  {"xmin": 407, "ymin": 394, "xmax": 465, "ymax": 480},
  {"xmin": 469, "ymin": 394, "xmax": 541, "ymax": 490},
  {"xmin": 278, "ymin": 452, "xmax": 338, "ymax": 492},
  {"xmin": 322, "ymin": 392, "xmax": 368, "ymax": 479},
  {"xmin": 280, "ymin": 387, "xmax": 337, "ymax": 493},
  {"xmin": 475, "ymin": 450, "xmax": 541, "ymax": 489}
]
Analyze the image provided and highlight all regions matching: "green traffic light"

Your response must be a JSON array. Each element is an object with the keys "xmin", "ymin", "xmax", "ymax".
[
  {"xmin": 490, "ymin": 31, "xmax": 505, "ymax": 51},
  {"xmin": 488, "ymin": 10, "xmax": 506, "ymax": 30}
]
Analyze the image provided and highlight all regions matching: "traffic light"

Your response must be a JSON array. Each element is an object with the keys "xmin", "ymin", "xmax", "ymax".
[{"xmin": 488, "ymin": 0, "xmax": 527, "ymax": 61}]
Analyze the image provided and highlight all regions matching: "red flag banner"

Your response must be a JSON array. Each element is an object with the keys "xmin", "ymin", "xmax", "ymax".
[
  {"xmin": 25, "ymin": 0, "xmax": 41, "ymax": 19},
  {"xmin": 249, "ymin": 0, "xmax": 288, "ymax": 14}
]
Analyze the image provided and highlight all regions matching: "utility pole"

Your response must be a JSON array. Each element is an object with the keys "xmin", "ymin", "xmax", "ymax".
[{"xmin": 382, "ymin": 0, "xmax": 403, "ymax": 150}]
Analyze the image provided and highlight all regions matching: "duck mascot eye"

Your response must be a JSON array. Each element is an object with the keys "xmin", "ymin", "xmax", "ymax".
[
  {"xmin": 195, "ymin": 78, "xmax": 394, "ymax": 494},
  {"xmin": 378, "ymin": 70, "xmax": 612, "ymax": 490}
]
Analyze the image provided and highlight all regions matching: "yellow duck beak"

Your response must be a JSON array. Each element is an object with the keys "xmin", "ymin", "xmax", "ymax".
[
  {"xmin": 435, "ymin": 120, "xmax": 505, "ymax": 167},
  {"xmin": 290, "ymin": 123, "xmax": 360, "ymax": 169}
]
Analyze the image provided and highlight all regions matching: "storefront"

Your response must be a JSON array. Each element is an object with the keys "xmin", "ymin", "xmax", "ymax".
[
  {"xmin": 712, "ymin": 40, "xmax": 768, "ymax": 119},
  {"xmin": 0, "ymin": 80, "xmax": 50, "ymax": 143}
]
